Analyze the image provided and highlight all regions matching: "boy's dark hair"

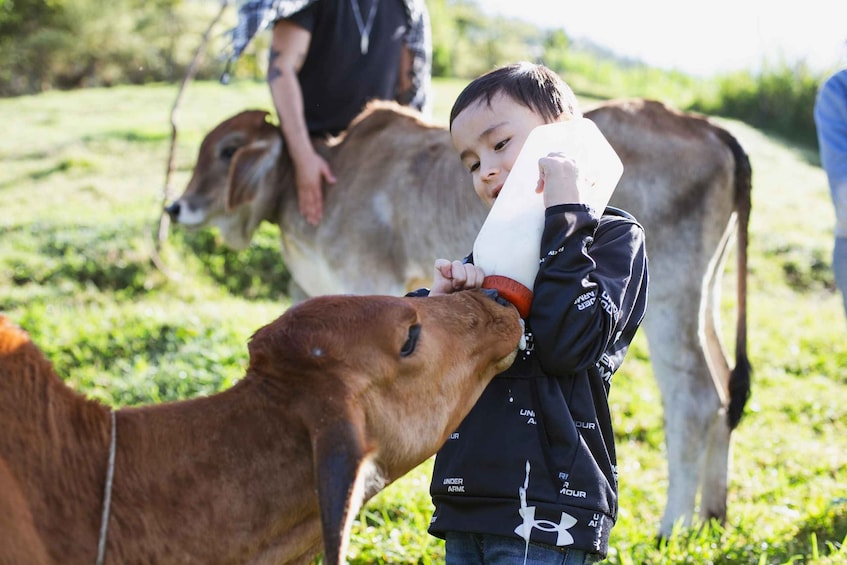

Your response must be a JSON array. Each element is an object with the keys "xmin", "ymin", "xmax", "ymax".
[{"xmin": 449, "ymin": 62, "xmax": 581, "ymax": 129}]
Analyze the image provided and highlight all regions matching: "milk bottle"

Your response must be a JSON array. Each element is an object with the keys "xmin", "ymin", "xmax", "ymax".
[{"xmin": 472, "ymin": 118, "xmax": 624, "ymax": 318}]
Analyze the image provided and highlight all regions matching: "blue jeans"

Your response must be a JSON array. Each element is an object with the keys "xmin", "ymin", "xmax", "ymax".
[
  {"xmin": 832, "ymin": 179, "xmax": 847, "ymax": 317},
  {"xmin": 835, "ymin": 236, "xmax": 847, "ymax": 317},
  {"xmin": 445, "ymin": 532, "xmax": 602, "ymax": 565}
]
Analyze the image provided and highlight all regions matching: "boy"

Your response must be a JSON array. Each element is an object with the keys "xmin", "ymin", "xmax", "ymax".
[{"xmin": 421, "ymin": 62, "xmax": 649, "ymax": 564}]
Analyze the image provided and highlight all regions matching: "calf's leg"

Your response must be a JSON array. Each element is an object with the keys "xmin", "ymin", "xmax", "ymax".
[{"xmin": 642, "ymin": 258, "xmax": 724, "ymax": 539}]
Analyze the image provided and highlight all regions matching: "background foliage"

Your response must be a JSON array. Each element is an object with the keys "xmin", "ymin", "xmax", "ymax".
[{"xmin": 0, "ymin": 0, "xmax": 837, "ymax": 148}]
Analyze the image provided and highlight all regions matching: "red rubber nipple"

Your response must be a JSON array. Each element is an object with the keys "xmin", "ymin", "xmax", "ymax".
[{"xmin": 482, "ymin": 275, "xmax": 533, "ymax": 319}]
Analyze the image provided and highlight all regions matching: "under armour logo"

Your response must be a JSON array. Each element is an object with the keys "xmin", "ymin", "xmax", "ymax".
[{"xmin": 514, "ymin": 460, "xmax": 577, "ymax": 548}]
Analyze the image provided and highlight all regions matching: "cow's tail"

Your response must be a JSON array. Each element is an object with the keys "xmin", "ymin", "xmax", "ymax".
[{"xmin": 717, "ymin": 128, "xmax": 753, "ymax": 430}]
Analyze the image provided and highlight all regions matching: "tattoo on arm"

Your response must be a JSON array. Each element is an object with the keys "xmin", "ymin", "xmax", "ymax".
[
  {"xmin": 267, "ymin": 47, "xmax": 307, "ymax": 82},
  {"xmin": 268, "ymin": 48, "xmax": 283, "ymax": 81}
]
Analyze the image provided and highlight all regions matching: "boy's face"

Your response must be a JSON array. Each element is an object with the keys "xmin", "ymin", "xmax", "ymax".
[{"xmin": 451, "ymin": 93, "xmax": 547, "ymax": 207}]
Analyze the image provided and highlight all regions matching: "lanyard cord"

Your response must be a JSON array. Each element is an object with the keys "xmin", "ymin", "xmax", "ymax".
[
  {"xmin": 350, "ymin": 0, "xmax": 379, "ymax": 54},
  {"xmin": 96, "ymin": 410, "xmax": 117, "ymax": 565}
]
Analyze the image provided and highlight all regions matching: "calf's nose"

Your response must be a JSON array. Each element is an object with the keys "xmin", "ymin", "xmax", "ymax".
[{"xmin": 164, "ymin": 201, "xmax": 181, "ymax": 219}]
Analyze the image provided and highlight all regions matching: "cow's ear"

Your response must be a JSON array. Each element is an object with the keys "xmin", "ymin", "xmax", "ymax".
[
  {"xmin": 312, "ymin": 409, "xmax": 375, "ymax": 565},
  {"xmin": 226, "ymin": 138, "xmax": 280, "ymax": 211}
]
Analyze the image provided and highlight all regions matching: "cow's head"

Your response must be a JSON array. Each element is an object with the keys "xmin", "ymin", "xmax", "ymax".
[
  {"xmin": 165, "ymin": 110, "xmax": 282, "ymax": 250},
  {"xmin": 245, "ymin": 289, "xmax": 521, "ymax": 564}
]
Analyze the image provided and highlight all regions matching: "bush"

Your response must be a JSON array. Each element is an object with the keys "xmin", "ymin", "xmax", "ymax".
[
  {"xmin": 690, "ymin": 62, "xmax": 824, "ymax": 148},
  {"xmin": 0, "ymin": 0, "xmax": 230, "ymax": 96}
]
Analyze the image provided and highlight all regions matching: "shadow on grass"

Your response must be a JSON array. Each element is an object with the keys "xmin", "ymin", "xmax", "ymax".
[
  {"xmin": 5, "ymin": 221, "xmax": 290, "ymax": 303},
  {"xmin": 760, "ymin": 242, "xmax": 838, "ymax": 294},
  {"xmin": 7, "ymin": 223, "xmax": 154, "ymax": 299},
  {"xmin": 81, "ymin": 129, "xmax": 171, "ymax": 144},
  {"xmin": 167, "ymin": 225, "xmax": 291, "ymax": 302}
]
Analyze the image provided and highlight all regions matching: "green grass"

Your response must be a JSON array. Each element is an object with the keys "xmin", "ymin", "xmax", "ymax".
[{"xmin": 1, "ymin": 79, "xmax": 846, "ymax": 564}]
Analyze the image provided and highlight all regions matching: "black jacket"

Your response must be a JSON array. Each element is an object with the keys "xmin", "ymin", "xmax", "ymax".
[{"xmin": 422, "ymin": 204, "xmax": 648, "ymax": 558}]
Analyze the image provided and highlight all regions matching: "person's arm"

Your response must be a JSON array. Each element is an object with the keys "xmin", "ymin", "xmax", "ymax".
[
  {"xmin": 268, "ymin": 19, "xmax": 336, "ymax": 225},
  {"xmin": 396, "ymin": 45, "xmax": 414, "ymax": 105},
  {"xmin": 530, "ymin": 209, "xmax": 647, "ymax": 374},
  {"xmin": 530, "ymin": 153, "xmax": 647, "ymax": 373},
  {"xmin": 395, "ymin": 0, "xmax": 430, "ymax": 113},
  {"xmin": 815, "ymin": 72, "xmax": 847, "ymax": 179}
]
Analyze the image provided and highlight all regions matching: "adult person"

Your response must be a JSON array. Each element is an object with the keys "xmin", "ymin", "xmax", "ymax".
[
  {"xmin": 223, "ymin": 0, "xmax": 432, "ymax": 225},
  {"xmin": 814, "ymin": 66, "xmax": 847, "ymax": 317}
]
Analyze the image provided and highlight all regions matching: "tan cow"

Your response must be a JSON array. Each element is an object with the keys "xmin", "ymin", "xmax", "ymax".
[
  {"xmin": 166, "ymin": 98, "xmax": 753, "ymax": 538},
  {"xmin": 0, "ymin": 291, "xmax": 521, "ymax": 564}
]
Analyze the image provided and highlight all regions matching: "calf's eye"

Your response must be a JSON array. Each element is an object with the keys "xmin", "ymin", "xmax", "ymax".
[
  {"xmin": 400, "ymin": 324, "xmax": 421, "ymax": 357},
  {"xmin": 220, "ymin": 146, "xmax": 238, "ymax": 160}
]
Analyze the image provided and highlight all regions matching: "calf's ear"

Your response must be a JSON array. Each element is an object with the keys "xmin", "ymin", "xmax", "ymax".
[
  {"xmin": 226, "ymin": 137, "xmax": 280, "ymax": 211},
  {"xmin": 312, "ymin": 409, "xmax": 374, "ymax": 565}
]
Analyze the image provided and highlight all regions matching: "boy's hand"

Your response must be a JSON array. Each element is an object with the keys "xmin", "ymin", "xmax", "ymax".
[
  {"xmin": 429, "ymin": 259, "xmax": 486, "ymax": 296},
  {"xmin": 536, "ymin": 152, "xmax": 580, "ymax": 207}
]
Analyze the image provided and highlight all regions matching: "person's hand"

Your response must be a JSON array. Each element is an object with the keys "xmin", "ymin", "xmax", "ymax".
[
  {"xmin": 294, "ymin": 151, "xmax": 337, "ymax": 225},
  {"xmin": 429, "ymin": 259, "xmax": 486, "ymax": 296},
  {"xmin": 535, "ymin": 152, "xmax": 580, "ymax": 208}
]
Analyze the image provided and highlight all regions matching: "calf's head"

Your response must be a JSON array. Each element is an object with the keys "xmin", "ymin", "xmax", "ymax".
[
  {"xmin": 247, "ymin": 289, "xmax": 522, "ymax": 564},
  {"xmin": 165, "ymin": 110, "xmax": 282, "ymax": 250}
]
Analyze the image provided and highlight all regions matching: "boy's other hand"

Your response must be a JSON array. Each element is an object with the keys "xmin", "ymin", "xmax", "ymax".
[
  {"xmin": 536, "ymin": 152, "xmax": 580, "ymax": 207},
  {"xmin": 429, "ymin": 259, "xmax": 486, "ymax": 296}
]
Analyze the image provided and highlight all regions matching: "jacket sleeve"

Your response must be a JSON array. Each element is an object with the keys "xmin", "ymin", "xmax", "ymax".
[
  {"xmin": 529, "ymin": 204, "xmax": 648, "ymax": 375},
  {"xmin": 815, "ymin": 71, "xmax": 847, "ymax": 185}
]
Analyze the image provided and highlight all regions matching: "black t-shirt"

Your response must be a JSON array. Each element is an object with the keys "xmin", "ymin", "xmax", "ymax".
[{"xmin": 288, "ymin": 0, "xmax": 408, "ymax": 135}]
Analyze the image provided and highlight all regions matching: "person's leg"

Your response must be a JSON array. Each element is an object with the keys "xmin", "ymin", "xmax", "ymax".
[
  {"xmin": 833, "ymin": 236, "xmax": 847, "ymax": 317},
  {"xmin": 446, "ymin": 532, "xmax": 599, "ymax": 565},
  {"xmin": 831, "ymin": 180, "xmax": 847, "ymax": 318},
  {"xmin": 445, "ymin": 532, "xmax": 484, "ymax": 565}
]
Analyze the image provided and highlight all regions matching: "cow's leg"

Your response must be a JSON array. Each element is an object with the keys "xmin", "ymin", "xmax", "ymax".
[
  {"xmin": 698, "ymin": 407, "xmax": 731, "ymax": 524},
  {"xmin": 643, "ymin": 256, "xmax": 724, "ymax": 539}
]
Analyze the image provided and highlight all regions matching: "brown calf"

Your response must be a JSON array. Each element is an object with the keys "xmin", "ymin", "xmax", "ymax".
[{"xmin": 0, "ymin": 291, "xmax": 521, "ymax": 564}]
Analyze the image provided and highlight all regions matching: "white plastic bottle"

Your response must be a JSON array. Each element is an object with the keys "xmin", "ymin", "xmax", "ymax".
[{"xmin": 472, "ymin": 118, "xmax": 624, "ymax": 318}]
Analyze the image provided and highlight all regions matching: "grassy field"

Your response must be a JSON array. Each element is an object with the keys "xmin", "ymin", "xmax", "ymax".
[{"xmin": 1, "ymin": 79, "xmax": 846, "ymax": 564}]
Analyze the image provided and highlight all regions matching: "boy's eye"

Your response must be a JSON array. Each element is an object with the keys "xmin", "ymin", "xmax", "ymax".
[
  {"xmin": 468, "ymin": 162, "xmax": 480, "ymax": 174},
  {"xmin": 494, "ymin": 138, "xmax": 510, "ymax": 151}
]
